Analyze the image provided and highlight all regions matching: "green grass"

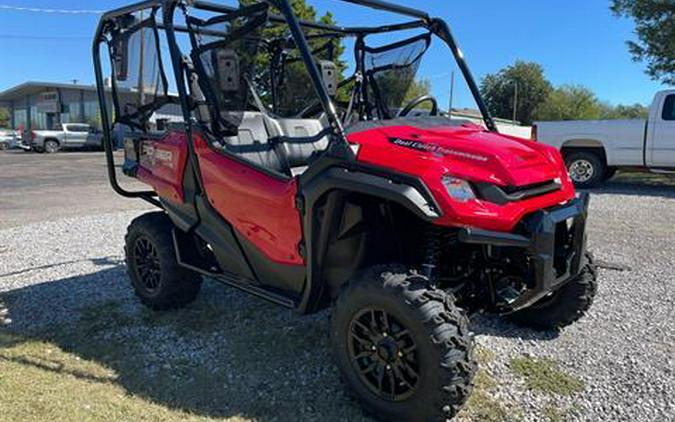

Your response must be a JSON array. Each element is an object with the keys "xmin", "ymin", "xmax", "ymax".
[
  {"xmin": 510, "ymin": 356, "xmax": 585, "ymax": 396},
  {"xmin": 0, "ymin": 292, "xmax": 371, "ymax": 422},
  {"xmin": 613, "ymin": 171, "xmax": 675, "ymax": 186},
  {"xmin": 456, "ymin": 347, "xmax": 521, "ymax": 422},
  {"xmin": 0, "ymin": 289, "xmax": 561, "ymax": 421}
]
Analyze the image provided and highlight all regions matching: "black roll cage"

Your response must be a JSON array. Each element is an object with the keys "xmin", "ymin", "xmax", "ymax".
[{"xmin": 93, "ymin": 0, "xmax": 497, "ymax": 206}]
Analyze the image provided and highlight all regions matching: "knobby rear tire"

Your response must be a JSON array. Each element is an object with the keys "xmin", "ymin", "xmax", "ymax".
[{"xmin": 125, "ymin": 212, "xmax": 202, "ymax": 311}]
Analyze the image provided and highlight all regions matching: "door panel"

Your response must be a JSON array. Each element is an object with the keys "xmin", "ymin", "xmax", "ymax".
[
  {"xmin": 65, "ymin": 126, "xmax": 88, "ymax": 146},
  {"xmin": 194, "ymin": 135, "xmax": 305, "ymax": 267},
  {"xmin": 649, "ymin": 94, "xmax": 675, "ymax": 167}
]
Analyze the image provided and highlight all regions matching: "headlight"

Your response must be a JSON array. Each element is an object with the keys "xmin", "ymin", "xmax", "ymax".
[{"xmin": 442, "ymin": 176, "xmax": 476, "ymax": 202}]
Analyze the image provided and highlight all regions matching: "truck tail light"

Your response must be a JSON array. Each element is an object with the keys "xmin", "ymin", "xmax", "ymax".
[{"xmin": 531, "ymin": 124, "xmax": 538, "ymax": 142}]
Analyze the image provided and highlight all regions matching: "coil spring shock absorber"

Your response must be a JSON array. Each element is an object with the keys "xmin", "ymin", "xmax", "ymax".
[{"xmin": 421, "ymin": 225, "xmax": 444, "ymax": 288}]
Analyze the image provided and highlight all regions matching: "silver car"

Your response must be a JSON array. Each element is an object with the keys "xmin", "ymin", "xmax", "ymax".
[{"xmin": 0, "ymin": 130, "xmax": 19, "ymax": 150}]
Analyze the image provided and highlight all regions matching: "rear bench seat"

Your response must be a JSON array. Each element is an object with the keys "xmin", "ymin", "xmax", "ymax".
[
  {"xmin": 276, "ymin": 117, "xmax": 329, "ymax": 176},
  {"xmin": 218, "ymin": 112, "xmax": 285, "ymax": 173},
  {"xmin": 217, "ymin": 112, "xmax": 329, "ymax": 176}
]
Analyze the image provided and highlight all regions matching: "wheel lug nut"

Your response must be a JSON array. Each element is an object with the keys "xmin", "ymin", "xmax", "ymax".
[
  {"xmin": 386, "ymin": 365, "xmax": 391, "ymax": 370},
  {"xmin": 371, "ymin": 346, "xmax": 376, "ymax": 350}
]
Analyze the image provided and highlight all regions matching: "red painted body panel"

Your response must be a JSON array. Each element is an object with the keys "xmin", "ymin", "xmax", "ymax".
[
  {"xmin": 136, "ymin": 122, "xmax": 577, "ymax": 263},
  {"xmin": 347, "ymin": 124, "xmax": 577, "ymax": 232},
  {"xmin": 137, "ymin": 131, "xmax": 189, "ymax": 205},
  {"xmin": 194, "ymin": 135, "xmax": 305, "ymax": 266}
]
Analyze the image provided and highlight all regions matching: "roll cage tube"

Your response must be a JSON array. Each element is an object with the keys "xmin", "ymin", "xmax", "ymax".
[
  {"xmin": 268, "ymin": 0, "xmax": 353, "ymax": 159},
  {"xmin": 93, "ymin": 2, "xmax": 163, "ymax": 208},
  {"xmin": 93, "ymin": 0, "xmax": 499, "ymax": 201}
]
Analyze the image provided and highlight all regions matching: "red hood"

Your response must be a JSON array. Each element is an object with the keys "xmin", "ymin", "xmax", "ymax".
[
  {"xmin": 348, "ymin": 123, "xmax": 563, "ymax": 187},
  {"xmin": 347, "ymin": 123, "xmax": 576, "ymax": 232}
]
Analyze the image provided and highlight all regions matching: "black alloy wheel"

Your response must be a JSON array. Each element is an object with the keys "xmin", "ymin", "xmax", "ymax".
[
  {"xmin": 348, "ymin": 307, "xmax": 419, "ymax": 402},
  {"xmin": 124, "ymin": 212, "xmax": 202, "ymax": 310},
  {"xmin": 132, "ymin": 236, "xmax": 162, "ymax": 294}
]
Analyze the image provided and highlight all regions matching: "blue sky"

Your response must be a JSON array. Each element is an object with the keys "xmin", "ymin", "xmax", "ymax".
[{"xmin": 0, "ymin": 0, "xmax": 669, "ymax": 108}]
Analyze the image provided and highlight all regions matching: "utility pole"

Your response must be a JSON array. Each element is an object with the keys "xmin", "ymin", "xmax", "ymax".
[
  {"xmin": 512, "ymin": 81, "xmax": 519, "ymax": 124},
  {"xmin": 448, "ymin": 71, "xmax": 455, "ymax": 118}
]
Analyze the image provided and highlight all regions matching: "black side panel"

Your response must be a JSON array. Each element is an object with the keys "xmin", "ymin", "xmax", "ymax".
[
  {"xmin": 236, "ymin": 233, "xmax": 307, "ymax": 296},
  {"xmin": 194, "ymin": 196, "xmax": 256, "ymax": 280},
  {"xmin": 304, "ymin": 167, "xmax": 440, "ymax": 221},
  {"xmin": 163, "ymin": 200, "xmax": 199, "ymax": 232},
  {"xmin": 161, "ymin": 144, "xmax": 200, "ymax": 232},
  {"xmin": 298, "ymin": 165, "xmax": 440, "ymax": 313}
]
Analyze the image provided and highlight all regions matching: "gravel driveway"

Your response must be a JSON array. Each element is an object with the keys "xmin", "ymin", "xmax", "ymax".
[{"xmin": 0, "ymin": 177, "xmax": 673, "ymax": 421}]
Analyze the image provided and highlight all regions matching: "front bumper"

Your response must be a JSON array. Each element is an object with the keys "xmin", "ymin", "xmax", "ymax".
[{"xmin": 458, "ymin": 192, "xmax": 590, "ymax": 312}]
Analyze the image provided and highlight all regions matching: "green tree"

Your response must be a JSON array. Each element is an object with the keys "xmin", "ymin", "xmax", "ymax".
[
  {"xmin": 480, "ymin": 61, "xmax": 552, "ymax": 125},
  {"xmin": 405, "ymin": 79, "xmax": 432, "ymax": 103},
  {"xmin": 612, "ymin": 0, "xmax": 675, "ymax": 85},
  {"xmin": 535, "ymin": 85, "xmax": 603, "ymax": 121},
  {"xmin": 240, "ymin": 0, "xmax": 347, "ymax": 115},
  {"xmin": 0, "ymin": 107, "xmax": 9, "ymax": 128},
  {"xmin": 599, "ymin": 102, "xmax": 650, "ymax": 119}
]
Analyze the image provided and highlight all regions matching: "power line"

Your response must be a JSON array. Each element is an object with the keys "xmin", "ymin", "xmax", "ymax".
[
  {"xmin": 0, "ymin": 5, "xmax": 103, "ymax": 14},
  {"xmin": 0, "ymin": 34, "xmax": 90, "ymax": 40}
]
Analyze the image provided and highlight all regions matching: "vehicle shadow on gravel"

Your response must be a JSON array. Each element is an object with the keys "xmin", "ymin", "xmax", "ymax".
[
  {"xmin": 0, "ymin": 265, "xmax": 371, "ymax": 421},
  {"xmin": 469, "ymin": 313, "xmax": 560, "ymax": 341},
  {"xmin": 0, "ymin": 263, "xmax": 553, "ymax": 421},
  {"xmin": 587, "ymin": 172, "xmax": 675, "ymax": 199}
]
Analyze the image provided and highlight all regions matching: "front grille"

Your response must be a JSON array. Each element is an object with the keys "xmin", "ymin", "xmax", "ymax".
[
  {"xmin": 475, "ymin": 179, "xmax": 561, "ymax": 205},
  {"xmin": 502, "ymin": 180, "xmax": 559, "ymax": 196}
]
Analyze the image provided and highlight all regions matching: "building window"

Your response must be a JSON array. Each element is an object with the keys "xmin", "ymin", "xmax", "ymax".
[
  {"xmin": 13, "ymin": 109, "xmax": 27, "ymax": 130},
  {"xmin": 30, "ymin": 106, "xmax": 48, "ymax": 130},
  {"xmin": 84, "ymin": 101, "xmax": 102, "ymax": 128},
  {"xmin": 61, "ymin": 103, "xmax": 83, "ymax": 124}
]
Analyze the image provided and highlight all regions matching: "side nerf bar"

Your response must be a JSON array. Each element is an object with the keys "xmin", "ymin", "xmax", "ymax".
[{"xmin": 458, "ymin": 192, "xmax": 591, "ymax": 312}]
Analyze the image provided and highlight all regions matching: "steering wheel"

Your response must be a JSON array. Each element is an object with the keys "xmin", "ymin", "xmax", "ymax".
[{"xmin": 396, "ymin": 95, "xmax": 439, "ymax": 118}]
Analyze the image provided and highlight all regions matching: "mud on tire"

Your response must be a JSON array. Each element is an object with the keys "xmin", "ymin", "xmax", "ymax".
[
  {"xmin": 510, "ymin": 253, "xmax": 598, "ymax": 331},
  {"xmin": 125, "ymin": 212, "xmax": 202, "ymax": 310},
  {"xmin": 331, "ymin": 265, "xmax": 476, "ymax": 421}
]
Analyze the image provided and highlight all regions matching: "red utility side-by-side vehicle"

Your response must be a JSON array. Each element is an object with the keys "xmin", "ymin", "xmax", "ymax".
[{"xmin": 94, "ymin": 1, "xmax": 598, "ymax": 420}]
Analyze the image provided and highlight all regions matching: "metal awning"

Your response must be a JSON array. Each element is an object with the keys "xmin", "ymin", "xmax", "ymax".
[{"xmin": 0, "ymin": 82, "xmax": 101, "ymax": 103}]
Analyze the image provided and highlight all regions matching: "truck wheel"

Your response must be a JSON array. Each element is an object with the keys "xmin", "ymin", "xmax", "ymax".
[
  {"xmin": 0, "ymin": 142, "xmax": 8, "ymax": 151},
  {"xmin": 565, "ymin": 151, "xmax": 606, "ymax": 188},
  {"xmin": 44, "ymin": 140, "xmax": 59, "ymax": 154},
  {"xmin": 331, "ymin": 266, "xmax": 476, "ymax": 421},
  {"xmin": 125, "ymin": 212, "xmax": 202, "ymax": 311},
  {"xmin": 510, "ymin": 253, "xmax": 598, "ymax": 331}
]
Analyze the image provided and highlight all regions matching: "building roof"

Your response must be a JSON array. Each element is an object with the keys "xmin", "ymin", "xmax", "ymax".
[{"xmin": 0, "ymin": 81, "xmax": 104, "ymax": 103}]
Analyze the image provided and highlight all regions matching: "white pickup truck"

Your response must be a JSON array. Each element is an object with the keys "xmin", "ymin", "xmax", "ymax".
[{"xmin": 533, "ymin": 89, "xmax": 675, "ymax": 187}]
